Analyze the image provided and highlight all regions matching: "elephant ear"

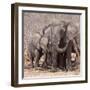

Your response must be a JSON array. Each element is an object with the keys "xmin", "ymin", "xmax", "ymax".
[{"xmin": 67, "ymin": 23, "xmax": 79, "ymax": 41}]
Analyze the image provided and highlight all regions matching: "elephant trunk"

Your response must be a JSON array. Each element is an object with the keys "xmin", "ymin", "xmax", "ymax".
[{"xmin": 56, "ymin": 43, "xmax": 68, "ymax": 53}]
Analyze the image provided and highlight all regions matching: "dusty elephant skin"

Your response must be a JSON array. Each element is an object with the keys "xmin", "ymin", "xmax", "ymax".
[
  {"xmin": 28, "ymin": 22, "xmax": 68, "ymax": 70},
  {"xmin": 56, "ymin": 22, "xmax": 80, "ymax": 71},
  {"xmin": 64, "ymin": 22, "xmax": 80, "ymax": 71},
  {"xmin": 27, "ymin": 21, "xmax": 80, "ymax": 72}
]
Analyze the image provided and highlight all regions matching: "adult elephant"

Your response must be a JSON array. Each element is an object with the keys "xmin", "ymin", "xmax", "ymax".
[
  {"xmin": 41, "ymin": 22, "xmax": 80, "ymax": 72},
  {"xmin": 28, "ymin": 21, "xmax": 68, "ymax": 70},
  {"xmin": 63, "ymin": 22, "xmax": 80, "ymax": 71},
  {"xmin": 28, "ymin": 31, "xmax": 48, "ymax": 68},
  {"xmin": 40, "ymin": 22, "xmax": 69, "ymax": 72},
  {"xmin": 28, "ymin": 24, "xmax": 54, "ymax": 68}
]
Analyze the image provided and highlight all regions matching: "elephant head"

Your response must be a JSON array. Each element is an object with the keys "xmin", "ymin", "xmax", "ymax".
[
  {"xmin": 57, "ymin": 22, "xmax": 80, "ymax": 53},
  {"xmin": 52, "ymin": 22, "xmax": 69, "ymax": 53}
]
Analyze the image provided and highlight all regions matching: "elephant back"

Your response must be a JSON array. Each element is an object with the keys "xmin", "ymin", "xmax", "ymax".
[{"xmin": 30, "ymin": 33, "xmax": 41, "ymax": 50}]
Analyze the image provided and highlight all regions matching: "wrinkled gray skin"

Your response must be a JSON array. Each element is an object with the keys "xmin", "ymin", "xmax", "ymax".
[
  {"xmin": 28, "ymin": 32, "xmax": 48, "ymax": 68},
  {"xmin": 28, "ymin": 21, "xmax": 68, "ymax": 69},
  {"xmin": 44, "ymin": 22, "xmax": 80, "ymax": 71},
  {"xmin": 40, "ymin": 22, "xmax": 69, "ymax": 71},
  {"xmin": 64, "ymin": 22, "xmax": 80, "ymax": 71},
  {"xmin": 28, "ymin": 25, "xmax": 52, "ymax": 68},
  {"xmin": 28, "ymin": 21, "xmax": 80, "ymax": 72}
]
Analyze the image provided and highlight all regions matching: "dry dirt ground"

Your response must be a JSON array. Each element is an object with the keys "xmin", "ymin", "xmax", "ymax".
[{"xmin": 24, "ymin": 65, "xmax": 80, "ymax": 79}]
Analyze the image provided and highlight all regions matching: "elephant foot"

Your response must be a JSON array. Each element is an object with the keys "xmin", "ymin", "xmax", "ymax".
[
  {"xmin": 49, "ymin": 67, "xmax": 58, "ymax": 72},
  {"xmin": 29, "ymin": 64, "xmax": 34, "ymax": 68},
  {"xmin": 65, "ymin": 66, "xmax": 72, "ymax": 72},
  {"xmin": 24, "ymin": 64, "xmax": 34, "ymax": 69},
  {"xmin": 65, "ymin": 68, "xmax": 68, "ymax": 72},
  {"xmin": 34, "ymin": 63, "xmax": 39, "ymax": 68},
  {"xmin": 34, "ymin": 67, "xmax": 40, "ymax": 70},
  {"xmin": 59, "ymin": 66, "xmax": 66, "ymax": 71}
]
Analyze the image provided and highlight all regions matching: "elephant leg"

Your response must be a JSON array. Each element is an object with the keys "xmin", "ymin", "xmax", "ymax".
[
  {"xmin": 44, "ymin": 52, "xmax": 52, "ymax": 68},
  {"xmin": 29, "ymin": 53, "xmax": 34, "ymax": 68},
  {"xmin": 34, "ymin": 49, "xmax": 41, "ymax": 68},
  {"xmin": 30, "ymin": 56, "xmax": 34, "ymax": 68},
  {"xmin": 50, "ymin": 51, "xmax": 58, "ymax": 72},
  {"xmin": 58, "ymin": 53, "xmax": 65, "ymax": 70},
  {"xmin": 63, "ymin": 53, "xmax": 67, "ymax": 70},
  {"xmin": 66, "ymin": 40, "xmax": 73, "ymax": 71},
  {"xmin": 41, "ymin": 53, "xmax": 47, "ymax": 68}
]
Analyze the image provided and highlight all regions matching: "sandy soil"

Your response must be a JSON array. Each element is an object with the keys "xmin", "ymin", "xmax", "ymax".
[{"xmin": 24, "ymin": 66, "xmax": 80, "ymax": 79}]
